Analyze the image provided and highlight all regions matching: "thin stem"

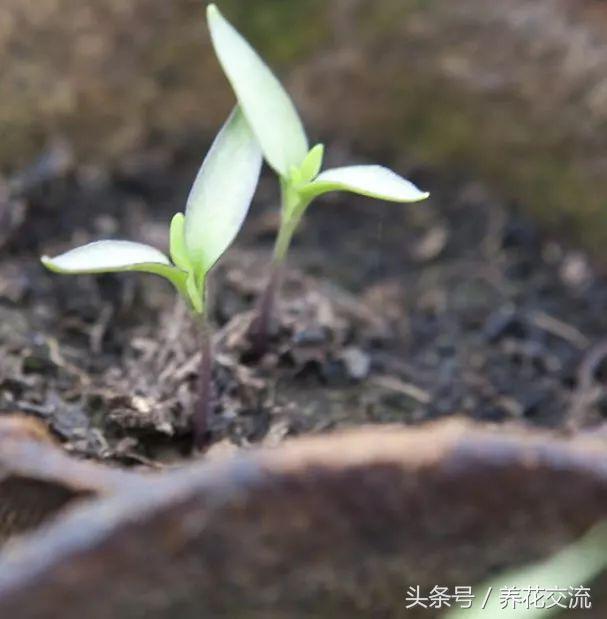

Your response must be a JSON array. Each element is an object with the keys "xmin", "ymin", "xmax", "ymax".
[
  {"xmin": 274, "ymin": 177, "xmax": 307, "ymax": 262},
  {"xmin": 248, "ymin": 182, "xmax": 305, "ymax": 354},
  {"xmin": 249, "ymin": 259, "xmax": 284, "ymax": 354},
  {"xmin": 273, "ymin": 213, "xmax": 298, "ymax": 263},
  {"xmin": 192, "ymin": 298, "xmax": 214, "ymax": 449}
]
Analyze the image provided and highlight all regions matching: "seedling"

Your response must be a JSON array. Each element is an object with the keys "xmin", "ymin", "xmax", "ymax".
[
  {"xmin": 41, "ymin": 107, "xmax": 262, "ymax": 446},
  {"xmin": 207, "ymin": 4, "xmax": 430, "ymax": 349},
  {"xmin": 445, "ymin": 522, "xmax": 607, "ymax": 618}
]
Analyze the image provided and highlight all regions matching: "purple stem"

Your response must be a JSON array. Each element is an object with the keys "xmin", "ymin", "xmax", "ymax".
[
  {"xmin": 193, "ymin": 319, "xmax": 213, "ymax": 449},
  {"xmin": 249, "ymin": 260, "xmax": 284, "ymax": 355}
]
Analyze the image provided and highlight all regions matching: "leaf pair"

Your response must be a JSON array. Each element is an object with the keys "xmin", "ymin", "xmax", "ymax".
[
  {"xmin": 207, "ymin": 4, "xmax": 429, "ymax": 209},
  {"xmin": 43, "ymin": 6, "xmax": 429, "ymax": 315},
  {"xmin": 42, "ymin": 108, "xmax": 262, "ymax": 314}
]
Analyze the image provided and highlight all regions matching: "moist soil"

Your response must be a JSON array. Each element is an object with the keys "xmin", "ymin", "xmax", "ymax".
[{"xmin": 2, "ymin": 140, "xmax": 607, "ymax": 466}]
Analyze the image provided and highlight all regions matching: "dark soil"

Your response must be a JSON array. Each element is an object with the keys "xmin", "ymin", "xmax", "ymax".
[{"xmin": 2, "ymin": 140, "xmax": 607, "ymax": 466}]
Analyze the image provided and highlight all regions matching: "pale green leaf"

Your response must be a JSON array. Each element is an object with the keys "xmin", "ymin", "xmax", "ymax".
[
  {"xmin": 302, "ymin": 165, "xmax": 429, "ymax": 202},
  {"xmin": 184, "ymin": 106, "xmax": 262, "ymax": 274},
  {"xmin": 41, "ymin": 240, "xmax": 171, "ymax": 273},
  {"xmin": 299, "ymin": 144, "xmax": 324, "ymax": 183},
  {"xmin": 41, "ymin": 240, "xmax": 189, "ymax": 299},
  {"xmin": 207, "ymin": 4, "xmax": 308, "ymax": 176},
  {"xmin": 169, "ymin": 212, "xmax": 191, "ymax": 271}
]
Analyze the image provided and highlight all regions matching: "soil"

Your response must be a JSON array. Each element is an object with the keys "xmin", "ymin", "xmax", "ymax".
[{"xmin": 2, "ymin": 140, "xmax": 607, "ymax": 467}]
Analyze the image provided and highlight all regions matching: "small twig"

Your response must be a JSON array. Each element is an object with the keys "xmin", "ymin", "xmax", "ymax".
[
  {"xmin": 89, "ymin": 304, "xmax": 114, "ymax": 355},
  {"xmin": 46, "ymin": 337, "xmax": 91, "ymax": 386},
  {"xmin": 371, "ymin": 375, "xmax": 431, "ymax": 405},
  {"xmin": 529, "ymin": 310, "xmax": 590, "ymax": 350},
  {"xmin": 569, "ymin": 338, "xmax": 607, "ymax": 427}
]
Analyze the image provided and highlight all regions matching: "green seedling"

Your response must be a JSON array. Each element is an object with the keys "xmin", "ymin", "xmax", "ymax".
[
  {"xmin": 207, "ymin": 3, "xmax": 430, "ymax": 349},
  {"xmin": 444, "ymin": 522, "xmax": 607, "ymax": 618},
  {"xmin": 41, "ymin": 107, "xmax": 262, "ymax": 446}
]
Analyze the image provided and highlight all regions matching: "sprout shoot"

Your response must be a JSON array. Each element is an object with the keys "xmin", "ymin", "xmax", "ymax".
[
  {"xmin": 207, "ymin": 4, "xmax": 429, "ymax": 352},
  {"xmin": 42, "ymin": 107, "xmax": 262, "ymax": 447}
]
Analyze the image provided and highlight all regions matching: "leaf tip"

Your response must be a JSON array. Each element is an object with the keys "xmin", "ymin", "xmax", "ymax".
[
  {"xmin": 40, "ymin": 255, "xmax": 59, "ymax": 273},
  {"xmin": 206, "ymin": 3, "xmax": 221, "ymax": 25},
  {"xmin": 308, "ymin": 142, "xmax": 325, "ymax": 166},
  {"xmin": 170, "ymin": 211, "xmax": 185, "ymax": 225},
  {"xmin": 299, "ymin": 143, "xmax": 325, "ymax": 182}
]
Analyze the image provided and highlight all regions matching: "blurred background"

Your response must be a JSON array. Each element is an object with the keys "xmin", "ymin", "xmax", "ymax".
[{"xmin": 3, "ymin": 0, "xmax": 607, "ymax": 256}]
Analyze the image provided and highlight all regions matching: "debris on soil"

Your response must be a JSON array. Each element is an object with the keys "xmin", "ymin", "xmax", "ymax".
[{"xmin": 3, "ymin": 142, "xmax": 607, "ymax": 465}]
